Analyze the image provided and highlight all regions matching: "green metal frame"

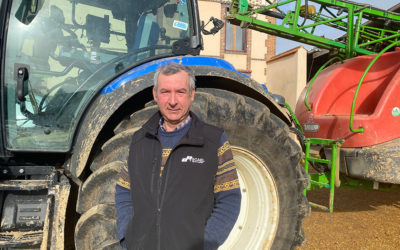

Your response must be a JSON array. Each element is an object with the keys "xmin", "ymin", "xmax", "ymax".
[
  {"xmin": 228, "ymin": 0, "xmax": 400, "ymax": 59},
  {"xmin": 228, "ymin": 0, "xmax": 400, "ymax": 118}
]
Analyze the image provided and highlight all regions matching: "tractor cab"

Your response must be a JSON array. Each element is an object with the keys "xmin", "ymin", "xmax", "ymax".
[{"xmin": 2, "ymin": 0, "xmax": 201, "ymax": 152}]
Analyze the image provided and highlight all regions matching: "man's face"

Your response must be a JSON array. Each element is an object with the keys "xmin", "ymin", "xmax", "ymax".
[{"xmin": 153, "ymin": 70, "xmax": 195, "ymax": 130}]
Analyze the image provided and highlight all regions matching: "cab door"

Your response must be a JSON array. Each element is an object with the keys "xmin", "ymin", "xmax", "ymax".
[{"xmin": 3, "ymin": 0, "xmax": 77, "ymax": 151}]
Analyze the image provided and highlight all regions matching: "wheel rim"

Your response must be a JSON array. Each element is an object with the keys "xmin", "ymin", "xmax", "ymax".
[{"xmin": 220, "ymin": 146, "xmax": 279, "ymax": 250}]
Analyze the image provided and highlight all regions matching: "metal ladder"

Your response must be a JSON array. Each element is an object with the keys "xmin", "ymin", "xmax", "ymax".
[{"xmin": 304, "ymin": 138, "xmax": 343, "ymax": 212}]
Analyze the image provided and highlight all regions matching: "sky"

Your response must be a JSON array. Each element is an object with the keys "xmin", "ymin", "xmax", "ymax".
[{"xmin": 275, "ymin": 0, "xmax": 399, "ymax": 54}]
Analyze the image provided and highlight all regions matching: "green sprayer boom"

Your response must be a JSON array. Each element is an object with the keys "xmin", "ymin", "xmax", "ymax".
[{"xmin": 227, "ymin": 0, "xmax": 400, "ymax": 59}]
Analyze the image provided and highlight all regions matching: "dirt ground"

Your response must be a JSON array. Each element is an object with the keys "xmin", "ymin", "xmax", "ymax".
[{"xmin": 298, "ymin": 186, "xmax": 400, "ymax": 250}]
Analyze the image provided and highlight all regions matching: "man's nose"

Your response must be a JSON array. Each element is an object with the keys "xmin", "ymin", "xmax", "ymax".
[{"xmin": 169, "ymin": 93, "xmax": 177, "ymax": 105}]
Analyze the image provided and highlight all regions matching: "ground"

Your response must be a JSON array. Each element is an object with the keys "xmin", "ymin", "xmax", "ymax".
[{"xmin": 298, "ymin": 186, "xmax": 400, "ymax": 249}]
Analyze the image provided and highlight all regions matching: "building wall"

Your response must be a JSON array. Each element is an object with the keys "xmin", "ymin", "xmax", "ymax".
[
  {"xmin": 198, "ymin": 1, "xmax": 221, "ymax": 57},
  {"xmin": 198, "ymin": 0, "xmax": 275, "ymax": 84},
  {"xmin": 223, "ymin": 53, "xmax": 248, "ymax": 70},
  {"xmin": 266, "ymin": 46, "xmax": 307, "ymax": 109}
]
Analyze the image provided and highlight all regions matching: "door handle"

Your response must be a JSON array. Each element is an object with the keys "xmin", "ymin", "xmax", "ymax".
[{"xmin": 17, "ymin": 67, "xmax": 29, "ymax": 102}]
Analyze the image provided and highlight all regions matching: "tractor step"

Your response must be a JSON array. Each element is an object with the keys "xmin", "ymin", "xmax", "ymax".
[
  {"xmin": 0, "ymin": 230, "xmax": 43, "ymax": 248},
  {"xmin": 0, "ymin": 166, "xmax": 70, "ymax": 248},
  {"xmin": 304, "ymin": 138, "xmax": 344, "ymax": 212}
]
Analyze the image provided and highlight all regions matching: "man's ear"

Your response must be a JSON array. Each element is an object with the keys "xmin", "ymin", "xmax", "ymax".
[
  {"xmin": 190, "ymin": 88, "xmax": 195, "ymax": 101},
  {"xmin": 152, "ymin": 87, "xmax": 158, "ymax": 103}
]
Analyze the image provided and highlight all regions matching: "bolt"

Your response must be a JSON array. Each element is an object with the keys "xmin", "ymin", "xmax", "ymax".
[
  {"xmin": 2, "ymin": 169, "xmax": 8, "ymax": 174},
  {"xmin": 19, "ymin": 169, "xmax": 24, "ymax": 174}
]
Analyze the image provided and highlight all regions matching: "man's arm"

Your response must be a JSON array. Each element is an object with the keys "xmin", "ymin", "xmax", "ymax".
[
  {"xmin": 204, "ymin": 133, "xmax": 241, "ymax": 250},
  {"xmin": 115, "ymin": 165, "xmax": 133, "ymax": 248}
]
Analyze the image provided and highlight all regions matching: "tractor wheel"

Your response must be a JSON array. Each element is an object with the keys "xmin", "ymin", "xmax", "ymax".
[{"xmin": 74, "ymin": 88, "xmax": 309, "ymax": 249}]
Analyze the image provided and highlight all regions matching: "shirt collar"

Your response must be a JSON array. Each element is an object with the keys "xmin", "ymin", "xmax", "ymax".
[{"xmin": 159, "ymin": 114, "xmax": 192, "ymax": 132}]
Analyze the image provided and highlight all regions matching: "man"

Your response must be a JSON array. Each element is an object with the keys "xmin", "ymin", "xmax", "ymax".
[{"xmin": 115, "ymin": 63, "xmax": 241, "ymax": 250}]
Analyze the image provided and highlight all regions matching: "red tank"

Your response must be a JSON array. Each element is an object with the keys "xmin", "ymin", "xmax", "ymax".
[{"xmin": 295, "ymin": 50, "xmax": 400, "ymax": 148}]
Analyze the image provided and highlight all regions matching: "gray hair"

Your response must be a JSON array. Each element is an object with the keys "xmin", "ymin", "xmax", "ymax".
[{"xmin": 153, "ymin": 63, "xmax": 196, "ymax": 94}]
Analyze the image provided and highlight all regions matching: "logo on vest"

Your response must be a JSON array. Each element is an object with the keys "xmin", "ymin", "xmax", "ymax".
[{"xmin": 181, "ymin": 156, "xmax": 205, "ymax": 164}]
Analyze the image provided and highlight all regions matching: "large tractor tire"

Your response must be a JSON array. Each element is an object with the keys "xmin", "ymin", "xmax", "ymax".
[{"xmin": 74, "ymin": 88, "xmax": 310, "ymax": 249}]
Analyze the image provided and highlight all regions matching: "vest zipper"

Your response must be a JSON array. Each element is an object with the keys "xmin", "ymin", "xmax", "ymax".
[
  {"xmin": 150, "ymin": 157, "xmax": 157, "ymax": 195},
  {"xmin": 153, "ymin": 140, "xmax": 162, "ymax": 250},
  {"xmin": 156, "ymin": 144, "xmax": 179, "ymax": 250},
  {"xmin": 156, "ymin": 170, "xmax": 162, "ymax": 250}
]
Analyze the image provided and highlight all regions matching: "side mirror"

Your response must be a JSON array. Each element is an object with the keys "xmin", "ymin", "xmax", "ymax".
[{"xmin": 201, "ymin": 17, "xmax": 224, "ymax": 35}]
